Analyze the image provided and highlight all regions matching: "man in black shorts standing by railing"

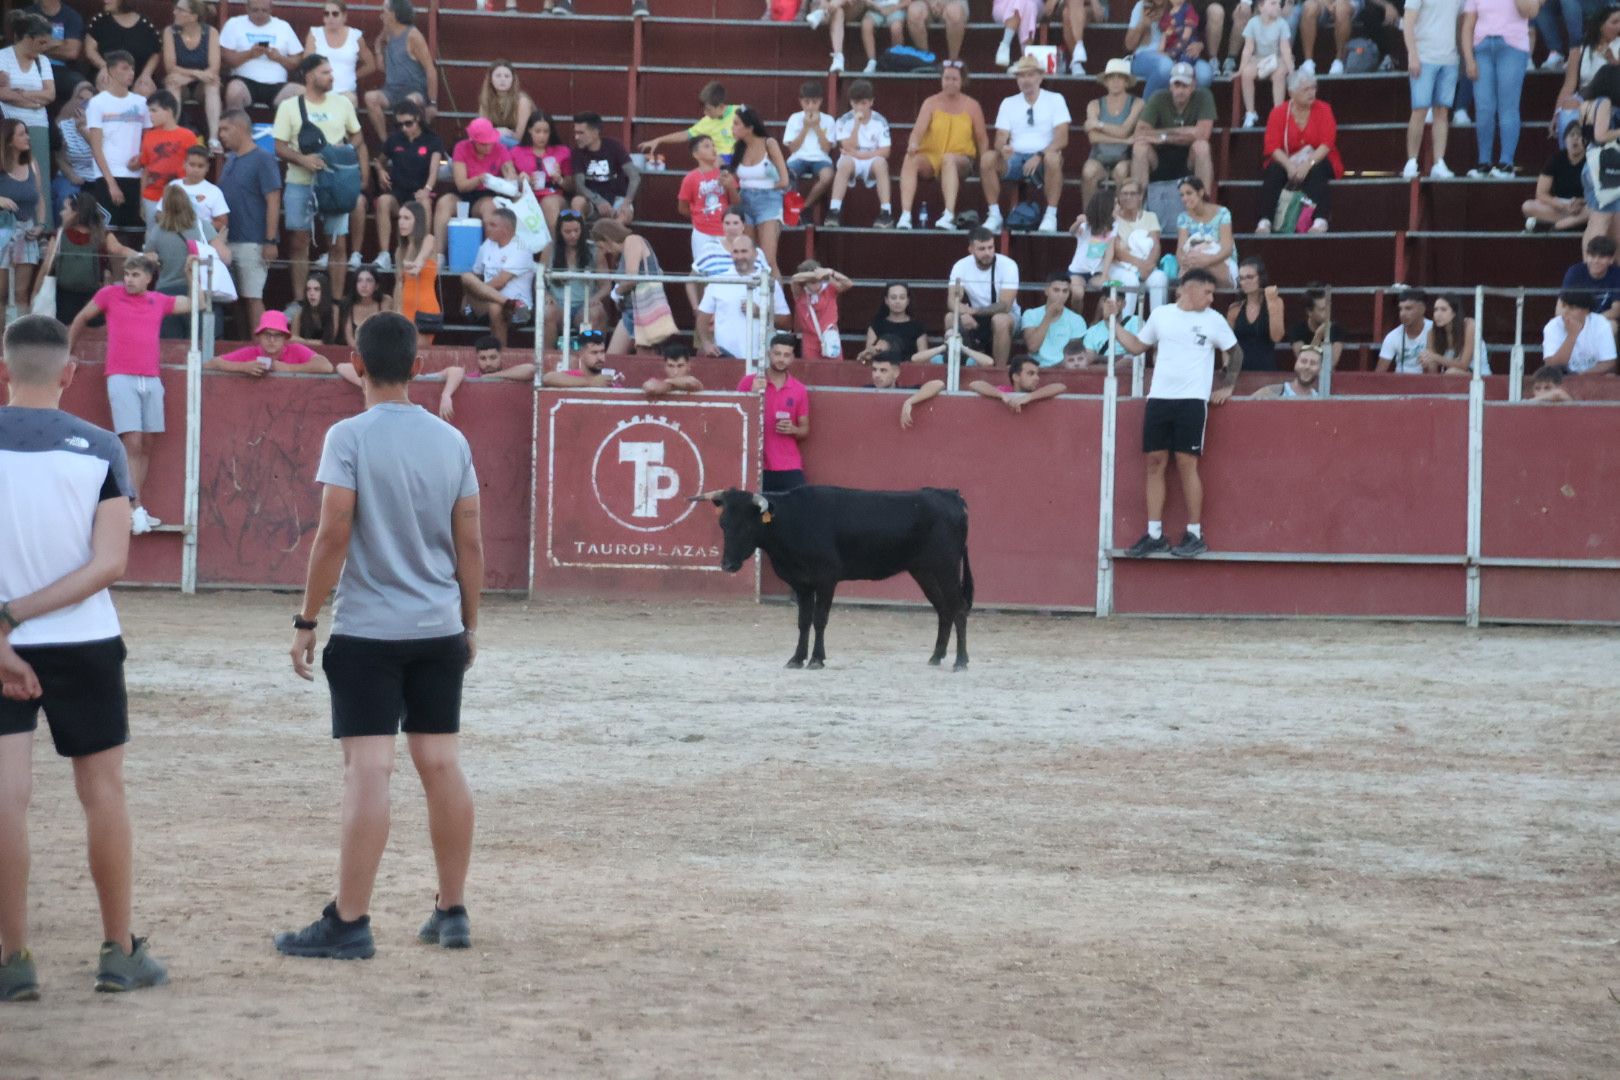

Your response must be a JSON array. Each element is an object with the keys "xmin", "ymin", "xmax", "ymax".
[
  {"xmin": 276, "ymin": 312, "xmax": 483, "ymax": 960},
  {"xmin": 0, "ymin": 315, "xmax": 167, "ymax": 1001}
]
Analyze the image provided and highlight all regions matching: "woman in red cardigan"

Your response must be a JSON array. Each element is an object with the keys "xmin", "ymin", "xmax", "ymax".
[{"xmin": 1255, "ymin": 68, "xmax": 1342, "ymax": 234}]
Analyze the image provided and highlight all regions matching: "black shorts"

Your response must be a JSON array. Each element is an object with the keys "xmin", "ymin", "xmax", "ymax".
[
  {"xmin": 1142, "ymin": 397, "xmax": 1208, "ymax": 455},
  {"xmin": 234, "ymin": 76, "xmax": 286, "ymax": 109},
  {"xmin": 1149, "ymin": 144, "xmax": 1191, "ymax": 184},
  {"xmin": 762, "ymin": 468, "xmax": 806, "ymax": 492},
  {"xmin": 0, "ymin": 637, "xmax": 129, "ymax": 758},
  {"xmin": 322, "ymin": 633, "xmax": 469, "ymax": 739},
  {"xmin": 961, "ymin": 318, "xmax": 995, "ymax": 355},
  {"xmin": 90, "ymin": 177, "xmax": 143, "ymax": 230}
]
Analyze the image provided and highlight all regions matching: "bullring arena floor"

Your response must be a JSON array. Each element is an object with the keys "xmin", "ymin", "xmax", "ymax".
[{"xmin": 7, "ymin": 590, "xmax": 1617, "ymax": 1077}]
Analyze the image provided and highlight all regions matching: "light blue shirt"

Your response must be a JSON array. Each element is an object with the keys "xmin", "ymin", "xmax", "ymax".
[{"xmin": 1020, "ymin": 306, "xmax": 1087, "ymax": 367}]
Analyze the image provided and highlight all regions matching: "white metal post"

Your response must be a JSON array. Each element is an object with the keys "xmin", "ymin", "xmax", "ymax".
[
  {"xmin": 1473, "ymin": 285, "xmax": 1487, "ymax": 376},
  {"xmin": 1508, "ymin": 288, "xmax": 1525, "ymax": 403},
  {"xmin": 1096, "ymin": 289, "xmax": 1120, "ymax": 617},
  {"xmin": 560, "ymin": 269, "xmax": 572, "ymax": 374},
  {"xmin": 181, "ymin": 262, "xmax": 203, "ymax": 594},
  {"xmin": 1319, "ymin": 286, "xmax": 1333, "ymax": 398},
  {"xmin": 1465, "ymin": 374, "xmax": 1485, "ymax": 627},
  {"xmin": 946, "ymin": 285, "xmax": 962, "ymax": 392},
  {"xmin": 535, "ymin": 265, "xmax": 546, "ymax": 368}
]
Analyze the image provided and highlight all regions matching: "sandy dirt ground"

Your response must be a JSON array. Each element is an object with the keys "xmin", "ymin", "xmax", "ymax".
[{"xmin": 4, "ymin": 590, "xmax": 1617, "ymax": 1079}]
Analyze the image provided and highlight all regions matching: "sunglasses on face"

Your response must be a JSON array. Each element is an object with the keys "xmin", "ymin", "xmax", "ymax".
[{"xmin": 558, "ymin": 210, "xmax": 583, "ymax": 221}]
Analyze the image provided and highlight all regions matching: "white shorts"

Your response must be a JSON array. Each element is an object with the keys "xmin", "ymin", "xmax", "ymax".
[
  {"xmin": 845, "ymin": 155, "xmax": 883, "ymax": 187},
  {"xmin": 107, "ymin": 374, "xmax": 165, "ymax": 435}
]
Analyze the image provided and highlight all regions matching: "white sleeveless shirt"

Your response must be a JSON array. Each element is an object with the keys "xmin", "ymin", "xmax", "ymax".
[{"xmin": 313, "ymin": 26, "xmax": 362, "ymax": 94}]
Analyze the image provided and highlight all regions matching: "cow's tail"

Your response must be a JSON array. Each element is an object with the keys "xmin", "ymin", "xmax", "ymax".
[{"xmin": 961, "ymin": 545, "xmax": 975, "ymax": 611}]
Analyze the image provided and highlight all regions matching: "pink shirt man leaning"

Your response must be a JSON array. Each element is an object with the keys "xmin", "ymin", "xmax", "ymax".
[{"xmin": 206, "ymin": 311, "xmax": 337, "ymax": 376}]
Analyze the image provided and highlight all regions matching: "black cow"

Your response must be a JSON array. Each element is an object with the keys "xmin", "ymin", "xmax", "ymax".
[{"xmin": 695, "ymin": 485, "xmax": 973, "ymax": 670}]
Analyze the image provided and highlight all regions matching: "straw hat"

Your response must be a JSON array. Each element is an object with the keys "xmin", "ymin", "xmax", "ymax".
[{"xmin": 1101, "ymin": 58, "xmax": 1137, "ymax": 86}]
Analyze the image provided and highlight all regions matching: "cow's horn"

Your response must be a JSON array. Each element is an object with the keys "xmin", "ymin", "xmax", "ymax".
[
  {"xmin": 752, "ymin": 493, "xmax": 770, "ymax": 514},
  {"xmin": 687, "ymin": 489, "xmax": 724, "ymax": 503}
]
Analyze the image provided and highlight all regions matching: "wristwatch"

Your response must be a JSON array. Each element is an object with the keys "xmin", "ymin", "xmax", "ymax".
[
  {"xmin": 0, "ymin": 601, "xmax": 19, "ymax": 631},
  {"xmin": 293, "ymin": 615, "xmax": 318, "ymax": 631}
]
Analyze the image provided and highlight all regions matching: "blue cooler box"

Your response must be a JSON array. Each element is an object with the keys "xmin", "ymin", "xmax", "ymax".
[
  {"xmin": 446, "ymin": 218, "xmax": 483, "ymax": 274},
  {"xmin": 252, "ymin": 123, "xmax": 275, "ymax": 156}
]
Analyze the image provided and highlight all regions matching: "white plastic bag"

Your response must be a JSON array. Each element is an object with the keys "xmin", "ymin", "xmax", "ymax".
[{"xmin": 494, "ymin": 180, "xmax": 552, "ymax": 256}]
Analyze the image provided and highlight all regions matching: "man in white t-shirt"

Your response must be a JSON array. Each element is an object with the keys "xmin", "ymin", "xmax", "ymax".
[
  {"xmin": 947, "ymin": 227, "xmax": 1022, "ymax": 364},
  {"xmin": 824, "ymin": 80, "xmax": 893, "ymax": 228},
  {"xmin": 1541, "ymin": 290, "xmax": 1619, "ymax": 375},
  {"xmin": 1115, "ymin": 267, "xmax": 1241, "ymax": 558},
  {"xmin": 1401, "ymin": 0, "xmax": 1461, "ymax": 179},
  {"xmin": 697, "ymin": 234, "xmax": 791, "ymax": 360},
  {"xmin": 782, "ymin": 80, "xmax": 837, "ymax": 214},
  {"xmin": 460, "ymin": 208, "xmax": 535, "ymax": 349},
  {"xmin": 980, "ymin": 55, "xmax": 1070, "ymax": 234},
  {"xmin": 1376, "ymin": 289, "xmax": 1434, "ymax": 373},
  {"xmin": 84, "ymin": 52, "xmax": 150, "ymax": 230},
  {"xmin": 220, "ymin": 0, "xmax": 303, "ymax": 112}
]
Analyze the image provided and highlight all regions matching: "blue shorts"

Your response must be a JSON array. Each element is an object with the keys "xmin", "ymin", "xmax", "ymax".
[
  {"xmin": 787, "ymin": 157, "xmax": 832, "ymax": 180},
  {"xmin": 1582, "ymin": 160, "xmax": 1620, "ymax": 213},
  {"xmin": 1409, "ymin": 62, "xmax": 1458, "ymax": 111},
  {"xmin": 739, "ymin": 186, "xmax": 785, "ymax": 225},
  {"xmin": 1287, "ymin": 0, "xmax": 1362, "ymax": 31},
  {"xmin": 284, "ymin": 183, "xmax": 352, "ymax": 237},
  {"xmin": 1002, "ymin": 151, "xmax": 1047, "ymax": 187}
]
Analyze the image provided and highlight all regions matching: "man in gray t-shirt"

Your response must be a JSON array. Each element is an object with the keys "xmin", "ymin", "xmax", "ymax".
[{"xmin": 276, "ymin": 312, "xmax": 483, "ymax": 961}]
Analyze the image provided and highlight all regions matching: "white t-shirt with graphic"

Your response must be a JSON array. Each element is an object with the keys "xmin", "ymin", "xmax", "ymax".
[
  {"xmin": 834, "ymin": 110, "xmax": 891, "ymax": 155},
  {"xmin": 1379, "ymin": 319, "xmax": 1434, "ymax": 373},
  {"xmin": 1542, "ymin": 311, "xmax": 1618, "ymax": 373},
  {"xmin": 85, "ymin": 90, "xmax": 151, "ymax": 179},
  {"xmin": 1136, "ymin": 303, "xmax": 1239, "ymax": 400}
]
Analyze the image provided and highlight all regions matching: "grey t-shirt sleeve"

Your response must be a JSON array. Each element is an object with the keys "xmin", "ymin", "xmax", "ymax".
[
  {"xmin": 456, "ymin": 435, "xmax": 479, "ymax": 499},
  {"xmin": 315, "ymin": 421, "xmax": 358, "ymax": 490},
  {"xmin": 93, "ymin": 427, "xmax": 134, "ymax": 500}
]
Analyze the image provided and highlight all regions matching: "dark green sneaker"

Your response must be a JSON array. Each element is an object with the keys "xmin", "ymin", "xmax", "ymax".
[
  {"xmin": 273, "ymin": 902, "xmax": 375, "ymax": 960},
  {"xmin": 94, "ymin": 937, "xmax": 168, "ymax": 993},
  {"xmin": 418, "ymin": 905, "xmax": 471, "ymax": 949},
  {"xmin": 1, "ymin": 948, "xmax": 40, "ymax": 1002}
]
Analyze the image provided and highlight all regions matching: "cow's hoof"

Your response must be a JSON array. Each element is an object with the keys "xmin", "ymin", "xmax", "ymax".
[
  {"xmin": 807, "ymin": 659, "xmax": 825, "ymax": 670},
  {"xmin": 927, "ymin": 655, "xmax": 943, "ymax": 666},
  {"xmin": 953, "ymin": 660, "xmax": 969, "ymax": 672},
  {"xmin": 785, "ymin": 658, "xmax": 805, "ymax": 669}
]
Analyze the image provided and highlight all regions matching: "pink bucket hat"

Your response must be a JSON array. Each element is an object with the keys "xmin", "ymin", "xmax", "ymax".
[
  {"xmin": 255, "ymin": 311, "xmax": 291, "ymax": 336},
  {"xmin": 465, "ymin": 117, "xmax": 500, "ymax": 145}
]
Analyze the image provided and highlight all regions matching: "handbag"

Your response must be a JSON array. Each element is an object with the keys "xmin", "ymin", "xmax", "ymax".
[
  {"xmin": 493, "ymin": 180, "xmax": 552, "ymax": 255},
  {"xmin": 1272, "ymin": 188, "xmax": 1314, "ymax": 234},
  {"xmin": 299, "ymin": 96, "xmax": 362, "ymax": 215},
  {"xmin": 631, "ymin": 279, "xmax": 677, "ymax": 347},
  {"xmin": 186, "ymin": 223, "xmax": 238, "ymax": 303},
  {"xmin": 802, "ymin": 287, "xmax": 842, "ymax": 358},
  {"xmin": 30, "ymin": 227, "xmax": 62, "ymax": 317}
]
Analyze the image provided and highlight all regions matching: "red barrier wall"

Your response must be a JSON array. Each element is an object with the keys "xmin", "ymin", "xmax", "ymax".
[
  {"xmin": 532, "ymin": 391, "xmax": 762, "ymax": 598},
  {"xmin": 33, "ymin": 362, "xmax": 1620, "ymax": 624},
  {"xmin": 1110, "ymin": 397, "xmax": 1471, "ymax": 618}
]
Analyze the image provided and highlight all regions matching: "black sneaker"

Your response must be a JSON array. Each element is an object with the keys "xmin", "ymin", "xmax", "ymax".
[
  {"xmin": 273, "ymin": 902, "xmax": 376, "ymax": 960},
  {"xmin": 418, "ymin": 905, "xmax": 472, "ymax": 949},
  {"xmin": 1124, "ymin": 532, "xmax": 1171, "ymax": 558},
  {"xmin": 873, "ymin": 209, "xmax": 895, "ymax": 228},
  {"xmin": 821, "ymin": 209, "xmax": 841, "ymax": 228},
  {"xmin": 1171, "ymin": 531, "xmax": 1208, "ymax": 558}
]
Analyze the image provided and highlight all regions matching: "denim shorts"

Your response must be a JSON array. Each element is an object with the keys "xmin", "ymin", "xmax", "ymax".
[
  {"xmin": 1583, "ymin": 161, "xmax": 1620, "ymax": 213},
  {"xmin": 284, "ymin": 182, "xmax": 352, "ymax": 237},
  {"xmin": 1287, "ymin": 0, "xmax": 1362, "ymax": 31},
  {"xmin": 739, "ymin": 186, "xmax": 785, "ymax": 225},
  {"xmin": 787, "ymin": 157, "xmax": 831, "ymax": 180},
  {"xmin": 1002, "ymin": 151, "xmax": 1047, "ymax": 187},
  {"xmin": 1410, "ymin": 62, "xmax": 1458, "ymax": 111}
]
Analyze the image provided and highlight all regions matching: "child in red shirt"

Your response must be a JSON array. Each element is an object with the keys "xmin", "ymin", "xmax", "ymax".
[
  {"xmin": 138, "ymin": 91, "xmax": 200, "ymax": 231},
  {"xmin": 789, "ymin": 259, "xmax": 853, "ymax": 361}
]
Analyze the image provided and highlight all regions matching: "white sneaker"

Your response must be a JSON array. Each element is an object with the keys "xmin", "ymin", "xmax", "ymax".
[
  {"xmin": 994, "ymin": 38, "xmax": 1011, "ymax": 68},
  {"xmin": 348, "ymin": 250, "xmax": 362, "ymax": 270},
  {"xmin": 374, "ymin": 251, "xmax": 394, "ymax": 272},
  {"xmin": 1069, "ymin": 53, "xmax": 1086, "ymax": 75},
  {"xmin": 984, "ymin": 208, "xmax": 1004, "ymax": 232},
  {"xmin": 805, "ymin": 7, "xmax": 826, "ymax": 28},
  {"xmin": 314, "ymin": 253, "xmax": 329, "ymax": 270},
  {"xmin": 1242, "ymin": 111, "xmax": 1258, "ymax": 128},
  {"xmin": 863, "ymin": 58, "xmax": 877, "ymax": 73},
  {"xmin": 1255, "ymin": 218, "xmax": 1272, "ymax": 234},
  {"xmin": 1542, "ymin": 51, "xmax": 1566, "ymax": 71},
  {"xmin": 829, "ymin": 52, "xmax": 844, "ymax": 73},
  {"xmin": 897, "ymin": 213, "xmax": 913, "ymax": 229},
  {"xmin": 1429, "ymin": 160, "xmax": 1454, "ymax": 179},
  {"xmin": 1525, "ymin": 216, "xmax": 1539, "ymax": 231},
  {"xmin": 131, "ymin": 507, "xmax": 155, "ymax": 535},
  {"xmin": 1454, "ymin": 109, "xmax": 1471, "ymax": 125},
  {"xmin": 1038, "ymin": 207, "xmax": 1059, "ymax": 233},
  {"xmin": 1328, "ymin": 58, "xmax": 1345, "ymax": 75},
  {"xmin": 1401, "ymin": 157, "xmax": 1420, "ymax": 179},
  {"xmin": 934, "ymin": 211, "xmax": 955, "ymax": 230},
  {"xmin": 1299, "ymin": 58, "xmax": 1316, "ymax": 75}
]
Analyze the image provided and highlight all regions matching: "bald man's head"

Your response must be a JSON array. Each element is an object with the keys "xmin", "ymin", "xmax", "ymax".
[{"xmin": 2, "ymin": 315, "xmax": 72, "ymax": 387}]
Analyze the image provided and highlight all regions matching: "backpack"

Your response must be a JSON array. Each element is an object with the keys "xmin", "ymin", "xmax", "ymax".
[
  {"xmin": 1006, "ymin": 196, "xmax": 1042, "ymax": 231},
  {"xmin": 1342, "ymin": 38, "xmax": 1380, "ymax": 74},
  {"xmin": 298, "ymin": 96, "xmax": 362, "ymax": 214},
  {"xmin": 876, "ymin": 45, "xmax": 937, "ymax": 72}
]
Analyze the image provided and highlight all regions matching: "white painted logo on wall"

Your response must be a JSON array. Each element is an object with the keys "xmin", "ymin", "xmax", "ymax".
[{"xmin": 590, "ymin": 415, "xmax": 705, "ymax": 532}]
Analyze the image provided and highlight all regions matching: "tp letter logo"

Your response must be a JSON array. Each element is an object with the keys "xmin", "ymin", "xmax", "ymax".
[{"xmin": 619, "ymin": 441, "xmax": 679, "ymax": 518}]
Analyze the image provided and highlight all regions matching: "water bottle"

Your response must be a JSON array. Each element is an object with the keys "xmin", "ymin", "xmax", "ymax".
[{"xmin": 919, "ymin": 201, "xmax": 929, "ymax": 229}]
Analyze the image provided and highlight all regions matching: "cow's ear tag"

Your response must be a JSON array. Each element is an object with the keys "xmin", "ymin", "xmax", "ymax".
[
  {"xmin": 760, "ymin": 512, "xmax": 773, "ymax": 524},
  {"xmin": 712, "ymin": 505, "xmax": 723, "ymax": 518}
]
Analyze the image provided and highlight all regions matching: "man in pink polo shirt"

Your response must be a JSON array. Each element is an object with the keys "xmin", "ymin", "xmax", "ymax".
[
  {"xmin": 205, "ymin": 311, "xmax": 337, "ymax": 376},
  {"xmin": 66, "ymin": 254, "xmax": 193, "ymax": 535},
  {"xmin": 736, "ymin": 333, "xmax": 810, "ymax": 491}
]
